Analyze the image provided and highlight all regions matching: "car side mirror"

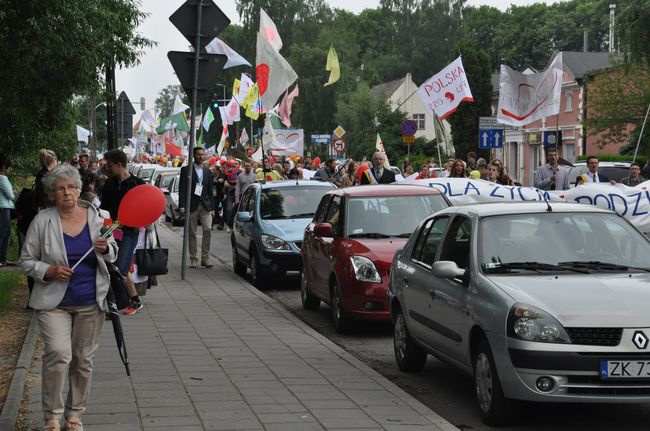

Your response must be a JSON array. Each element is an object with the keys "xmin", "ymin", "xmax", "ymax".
[
  {"xmin": 314, "ymin": 223, "xmax": 333, "ymax": 238},
  {"xmin": 432, "ymin": 261, "xmax": 465, "ymax": 279},
  {"xmin": 237, "ymin": 211, "xmax": 253, "ymax": 222},
  {"xmin": 163, "ymin": 189, "xmax": 170, "ymax": 195}
]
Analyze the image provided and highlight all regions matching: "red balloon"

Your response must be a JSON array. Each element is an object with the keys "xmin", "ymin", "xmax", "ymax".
[
  {"xmin": 247, "ymin": 149, "xmax": 253, "ymax": 157},
  {"xmin": 117, "ymin": 185, "xmax": 165, "ymax": 227},
  {"xmin": 256, "ymin": 64, "xmax": 270, "ymax": 96},
  {"xmin": 357, "ymin": 164, "xmax": 369, "ymax": 182},
  {"xmin": 209, "ymin": 156, "xmax": 218, "ymax": 166}
]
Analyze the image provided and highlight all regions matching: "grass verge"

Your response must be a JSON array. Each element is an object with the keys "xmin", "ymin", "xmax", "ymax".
[{"xmin": 0, "ymin": 271, "xmax": 24, "ymax": 316}]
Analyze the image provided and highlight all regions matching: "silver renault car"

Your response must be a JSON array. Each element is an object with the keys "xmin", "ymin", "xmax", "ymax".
[{"xmin": 388, "ymin": 202, "xmax": 650, "ymax": 425}]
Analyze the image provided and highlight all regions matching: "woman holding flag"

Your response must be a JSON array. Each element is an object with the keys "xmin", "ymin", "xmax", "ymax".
[{"xmin": 20, "ymin": 165, "xmax": 118, "ymax": 431}]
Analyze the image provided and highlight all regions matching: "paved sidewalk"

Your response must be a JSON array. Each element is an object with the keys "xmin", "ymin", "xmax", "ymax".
[{"xmin": 21, "ymin": 223, "xmax": 457, "ymax": 431}]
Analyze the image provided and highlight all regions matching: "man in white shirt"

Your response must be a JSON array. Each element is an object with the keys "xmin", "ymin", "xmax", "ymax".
[{"xmin": 576, "ymin": 156, "xmax": 610, "ymax": 185}]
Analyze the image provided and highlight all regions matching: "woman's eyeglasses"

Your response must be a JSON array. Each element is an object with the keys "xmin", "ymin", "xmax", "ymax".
[{"xmin": 53, "ymin": 185, "xmax": 80, "ymax": 194}]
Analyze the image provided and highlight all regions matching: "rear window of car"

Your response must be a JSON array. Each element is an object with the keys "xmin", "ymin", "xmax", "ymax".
[
  {"xmin": 139, "ymin": 167, "xmax": 155, "ymax": 180},
  {"xmin": 260, "ymin": 186, "xmax": 330, "ymax": 219}
]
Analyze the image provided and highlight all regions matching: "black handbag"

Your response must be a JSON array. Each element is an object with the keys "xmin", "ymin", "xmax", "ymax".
[
  {"xmin": 106, "ymin": 262, "xmax": 131, "ymax": 311},
  {"xmin": 134, "ymin": 225, "xmax": 168, "ymax": 276}
]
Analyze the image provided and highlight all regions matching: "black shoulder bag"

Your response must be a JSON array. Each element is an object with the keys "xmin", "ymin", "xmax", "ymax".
[{"xmin": 134, "ymin": 225, "xmax": 169, "ymax": 276}]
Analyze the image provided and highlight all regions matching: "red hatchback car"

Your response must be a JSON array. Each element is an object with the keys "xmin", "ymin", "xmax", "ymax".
[{"xmin": 300, "ymin": 185, "xmax": 449, "ymax": 332}]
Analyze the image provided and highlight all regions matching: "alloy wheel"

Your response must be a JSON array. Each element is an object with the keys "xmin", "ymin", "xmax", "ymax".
[{"xmin": 475, "ymin": 352, "xmax": 493, "ymax": 413}]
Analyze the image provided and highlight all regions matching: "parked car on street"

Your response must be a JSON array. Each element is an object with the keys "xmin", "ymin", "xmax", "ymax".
[
  {"xmin": 153, "ymin": 167, "xmax": 180, "ymax": 190},
  {"xmin": 136, "ymin": 164, "xmax": 165, "ymax": 184},
  {"xmin": 301, "ymin": 185, "xmax": 449, "ymax": 332},
  {"xmin": 231, "ymin": 180, "xmax": 336, "ymax": 288},
  {"xmin": 389, "ymin": 201, "xmax": 650, "ymax": 425},
  {"xmin": 163, "ymin": 174, "xmax": 182, "ymax": 226}
]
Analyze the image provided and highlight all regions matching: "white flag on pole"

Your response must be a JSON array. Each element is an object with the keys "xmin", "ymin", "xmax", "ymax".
[
  {"xmin": 496, "ymin": 53, "xmax": 563, "ymax": 126},
  {"xmin": 225, "ymin": 97, "xmax": 241, "ymax": 124},
  {"xmin": 205, "ymin": 37, "xmax": 252, "ymax": 69},
  {"xmin": 417, "ymin": 56, "xmax": 474, "ymax": 120},
  {"xmin": 239, "ymin": 129, "xmax": 250, "ymax": 146},
  {"xmin": 259, "ymin": 8, "xmax": 283, "ymax": 52},
  {"xmin": 76, "ymin": 125, "xmax": 91, "ymax": 143},
  {"xmin": 237, "ymin": 74, "xmax": 254, "ymax": 104},
  {"xmin": 256, "ymin": 32, "xmax": 298, "ymax": 111},
  {"xmin": 172, "ymin": 94, "xmax": 189, "ymax": 115}
]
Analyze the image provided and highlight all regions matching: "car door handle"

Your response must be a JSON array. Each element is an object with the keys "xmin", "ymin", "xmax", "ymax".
[{"xmin": 428, "ymin": 290, "xmax": 436, "ymax": 299}]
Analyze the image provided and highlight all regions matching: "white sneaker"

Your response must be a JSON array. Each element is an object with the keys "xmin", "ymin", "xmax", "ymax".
[{"xmin": 226, "ymin": 227, "xmax": 231, "ymax": 233}]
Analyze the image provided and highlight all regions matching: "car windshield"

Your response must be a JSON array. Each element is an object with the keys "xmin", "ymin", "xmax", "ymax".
[
  {"xmin": 260, "ymin": 186, "xmax": 330, "ymax": 219},
  {"xmin": 140, "ymin": 168, "xmax": 155, "ymax": 180},
  {"xmin": 172, "ymin": 178, "xmax": 179, "ymax": 193},
  {"xmin": 480, "ymin": 212, "xmax": 650, "ymax": 273},
  {"xmin": 346, "ymin": 195, "xmax": 448, "ymax": 237}
]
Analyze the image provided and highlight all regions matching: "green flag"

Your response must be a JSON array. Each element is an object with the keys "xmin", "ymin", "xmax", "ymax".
[{"xmin": 156, "ymin": 112, "xmax": 189, "ymax": 134}]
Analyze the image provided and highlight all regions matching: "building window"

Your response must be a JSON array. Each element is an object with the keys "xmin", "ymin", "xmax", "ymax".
[
  {"xmin": 565, "ymin": 90, "xmax": 573, "ymax": 112},
  {"xmin": 412, "ymin": 113, "xmax": 425, "ymax": 130}
]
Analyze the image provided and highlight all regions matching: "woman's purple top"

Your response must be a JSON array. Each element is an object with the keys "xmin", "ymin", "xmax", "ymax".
[{"xmin": 59, "ymin": 223, "xmax": 97, "ymax": 306}]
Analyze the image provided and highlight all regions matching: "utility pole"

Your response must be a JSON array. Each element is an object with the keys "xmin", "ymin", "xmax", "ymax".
[{"xmin": 168, "ymin": 0, "xmax": 230, "ymax": 279}]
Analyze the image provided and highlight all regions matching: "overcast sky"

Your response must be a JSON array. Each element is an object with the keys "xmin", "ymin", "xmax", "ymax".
[{"xmin": 116, "ymin": 0, "xmax": 561, "ymax": 116}]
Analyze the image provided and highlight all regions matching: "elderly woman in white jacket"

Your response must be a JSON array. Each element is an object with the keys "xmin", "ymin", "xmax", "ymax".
[{"xmin": 20, "ymin": 165, "xmax": 118, "ymax": 431}]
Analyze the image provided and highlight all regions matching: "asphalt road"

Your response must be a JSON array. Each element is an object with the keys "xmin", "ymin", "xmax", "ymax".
[{"xmin": 168, "ymin": 221, "xmax": 650, "ymax": 431}]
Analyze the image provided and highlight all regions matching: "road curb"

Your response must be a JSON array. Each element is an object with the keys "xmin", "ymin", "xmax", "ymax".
[{"xmin": 0, "ymin": 311, "xmax": 37, "ymax": 431}]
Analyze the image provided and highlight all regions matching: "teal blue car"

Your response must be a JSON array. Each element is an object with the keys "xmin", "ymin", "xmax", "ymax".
[{"xmin": 231, "ymin": 180, "xmax": 336, "ymax": 288}]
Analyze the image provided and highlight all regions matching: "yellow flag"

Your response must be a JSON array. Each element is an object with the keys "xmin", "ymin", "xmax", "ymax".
[
  {"xmin": 245, "ymin": 103, "xmax": 260, "ymax": 120},
  {"xmin": 324, "ymin": 45, "xmax": 340, "ymax": 87},
  {"xmin": 242, "ymin": 83, "xmax": 259, "ymax": 108},
  {"xmin": 232, "ymin": 79, "xmax": 241, "ymax": 101}
]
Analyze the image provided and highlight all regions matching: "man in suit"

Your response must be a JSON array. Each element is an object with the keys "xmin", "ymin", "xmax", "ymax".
[
  {"xmin": 179, "ymin": 147, "xmax": 215, "ymax": 268},
  {"xmin": 361, "ymin": 151, "xmax": 396, "ymax": 184},
  {"xmin": 576, "ymin": 155, "xmax": 610, "ymax": 185}
]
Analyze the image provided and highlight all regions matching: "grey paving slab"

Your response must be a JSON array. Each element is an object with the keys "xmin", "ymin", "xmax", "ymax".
[{"xmin": 17, "ymin": 223, "xmax": 457, "ymax": 431}]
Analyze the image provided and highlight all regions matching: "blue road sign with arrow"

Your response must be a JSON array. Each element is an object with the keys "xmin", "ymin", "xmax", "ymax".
[{"xmin": 479, "ymin": 128, "xmax": 504, "ymax": 149}]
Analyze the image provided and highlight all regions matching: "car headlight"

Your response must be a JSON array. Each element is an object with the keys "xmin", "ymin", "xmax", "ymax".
[
  {"xmin": 261, "ymin": 235, "xmax": 291, "ymax": 250},
  {"xmin": 507, "ymin": 303, "xmax": 570, "ymax": 343},
  {"xmin": 350, "ymin": 256, "xmax": 382, "ymax": 283}
]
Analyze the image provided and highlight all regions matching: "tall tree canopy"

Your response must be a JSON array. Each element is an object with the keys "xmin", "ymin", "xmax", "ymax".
[{"xmin": 0, "ymin": 0, "xmax": 153, "ymax": 165}]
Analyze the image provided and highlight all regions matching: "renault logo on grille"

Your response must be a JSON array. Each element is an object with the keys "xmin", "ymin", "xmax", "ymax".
[{"xmin": 633, "ymin": 331, "xmax": 649, "ymax": 349}]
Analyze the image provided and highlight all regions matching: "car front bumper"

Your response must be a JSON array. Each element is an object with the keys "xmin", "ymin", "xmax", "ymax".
[
  {"xmin": 339, "ymin": 270, "xmax": 391, "ymax": 322},
  {"xmin": 259, "ymin": 248, "xmax": 303, "ymax": 274},
  {"xmin": 488, "ymin": 332, "xmax": 650, "ymax": 402}
]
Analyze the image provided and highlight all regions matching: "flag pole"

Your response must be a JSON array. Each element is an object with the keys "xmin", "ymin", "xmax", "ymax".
[{"xmin": 633, "ymin": 103, "xmax": 650, "ymax": 163}]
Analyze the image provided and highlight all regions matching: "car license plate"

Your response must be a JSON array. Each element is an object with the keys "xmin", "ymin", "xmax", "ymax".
[{"xmin": 600, "ymin": 360, "xmax": 650, "ymax": 379}]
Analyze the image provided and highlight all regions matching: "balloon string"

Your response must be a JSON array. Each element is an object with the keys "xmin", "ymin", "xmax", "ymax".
[{"xmin": 70, "ymin": 225, "xmax": 118, "ymax": 271}]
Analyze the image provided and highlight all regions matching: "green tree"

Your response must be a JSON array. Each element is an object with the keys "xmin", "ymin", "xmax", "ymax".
[
  {"xmin": 155, "ymin": 85, "xmax": 187, "ymax": 119},
  {"xmin": 618, "ymin": 0, "xmax": 650, "ymax": 65},
  {"xmin": 583, "ymin": 63, "xmax": 650, "ymax": 154},
  {"xmin": 0, "ymin": 0, "xmax": 153, "ymax": 170},
  {"xmin": 446, "ymin": 40, "xmax": 493, "ymax": 161}
]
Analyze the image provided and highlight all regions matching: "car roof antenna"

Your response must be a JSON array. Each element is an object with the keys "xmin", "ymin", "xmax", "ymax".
[{"xmin": 544, "ymin": 194, "xmax": 553, "ymax": 212}]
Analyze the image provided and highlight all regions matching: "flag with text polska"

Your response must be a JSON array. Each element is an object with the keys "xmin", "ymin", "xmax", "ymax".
[
  {"xmin": 496, "ymin": 53, "xmax": 563, "ymax": 126},
  {"xmin": 417, "ymin": 56, "xmax": 473, "ymax": 120}
]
